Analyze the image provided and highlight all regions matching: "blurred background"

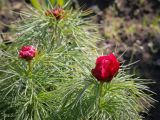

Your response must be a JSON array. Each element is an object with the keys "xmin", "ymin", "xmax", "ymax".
[{"xmin": 0, "ymin": 0, "xmax": 160, "ymax": 119}]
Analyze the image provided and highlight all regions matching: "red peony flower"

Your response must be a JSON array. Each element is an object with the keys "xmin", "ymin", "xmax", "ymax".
[
  {"xmin": 45, "ymin": 8, "xmax": 65, "ymax": 20},
  {"xmin": 19, "ymin": 45, "xmax": 36, "ymax": 61},
  {"xmin": 92, "ymin": 53, "xmax": 120, "ymax": 82}
]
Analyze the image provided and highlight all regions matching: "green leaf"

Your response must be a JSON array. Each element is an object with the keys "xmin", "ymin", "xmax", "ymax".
[
  {"xmin": 49, "ymin": 0, "xmax": 55, "ymax": 5},
  {"xmin": 30, "ymin": 0, "xmax": 42, "ymax": 11},
  {"xmin": 57, "ymin": 0, "xmax": 65, "ymax": 6}
]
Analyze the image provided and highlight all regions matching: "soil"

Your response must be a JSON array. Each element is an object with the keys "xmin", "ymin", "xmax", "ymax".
[{"xmin": 0, "ymin": 0, "xmax": 160, "ymax": 119}]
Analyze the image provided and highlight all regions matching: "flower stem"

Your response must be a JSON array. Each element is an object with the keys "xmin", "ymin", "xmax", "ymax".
[
  {"xmin": 98, "ymin": 82, "xmax": 104, "ymax": 109},
  {"xmin": 50, "ymin": 21, "xmax": 58, "ymax": 51},
  {"xmin": 27, "ymin": 60, "xmax": 35, "ymax": 119},
  {"xmin": 28, "ymin": 60, "xmax": 32, "ymax": 76}
]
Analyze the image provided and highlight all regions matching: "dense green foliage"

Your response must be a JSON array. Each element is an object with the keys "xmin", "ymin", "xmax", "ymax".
[{"xmin": 0, "ymin": 4, "xmax": 154, "ymax": 120}]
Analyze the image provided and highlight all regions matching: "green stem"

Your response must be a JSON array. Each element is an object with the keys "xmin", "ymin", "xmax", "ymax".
[
  {"xmin": 50, "ymin": 21, "xmax": 59, "ymax": 51},
  {"xmin": 98, "ymin": 82, "xmax": 103, "ymax": 109},
  {"xmin": 28, "ymin": 61, "xmax": 31, "ymax": 71},
  {"xmin": 27, "ymin": 61, "xmax": 36, "ymax": 119},
  {"xmin": 28, "ymin": 60, "xmax": 32, "ymax": 77}
]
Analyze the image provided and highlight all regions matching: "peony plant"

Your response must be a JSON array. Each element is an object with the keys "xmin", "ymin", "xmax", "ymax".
[
  {"xmin": 19, "ymin": 45, "xmax": 37, "ymax": 61},
  {"xmin": 0, "ymin": 3, "xmax": 154, "ymax": 120},
  {"xmin": 45, "ymin": 7, "xmax": 65, "ymax": 20},
  {"xmin": 92, "ymin": 53, "xmax": 120, "ymax": 82}
]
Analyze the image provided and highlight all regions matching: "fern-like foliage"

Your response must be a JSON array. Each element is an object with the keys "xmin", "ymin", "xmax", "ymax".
[
  {"xmin": 0, "ymin": 3, "xmax": 154, "ymax": 120},
  {"xmin": 58, "ymin": 67, "xmax": 154, "ymax": 120}
]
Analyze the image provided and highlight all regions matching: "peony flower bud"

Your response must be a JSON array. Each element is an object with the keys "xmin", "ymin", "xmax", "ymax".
[
  {"xmin": 19, "ymin": 45, "xmax": 36, "ymax": 61},
  {"xmin": 45, "ymin": 8, "xmax": 65, "ymax": 20},
  {"xmin": 92, "ymin": 53, "xmax": 120, "ymax": 82}
]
